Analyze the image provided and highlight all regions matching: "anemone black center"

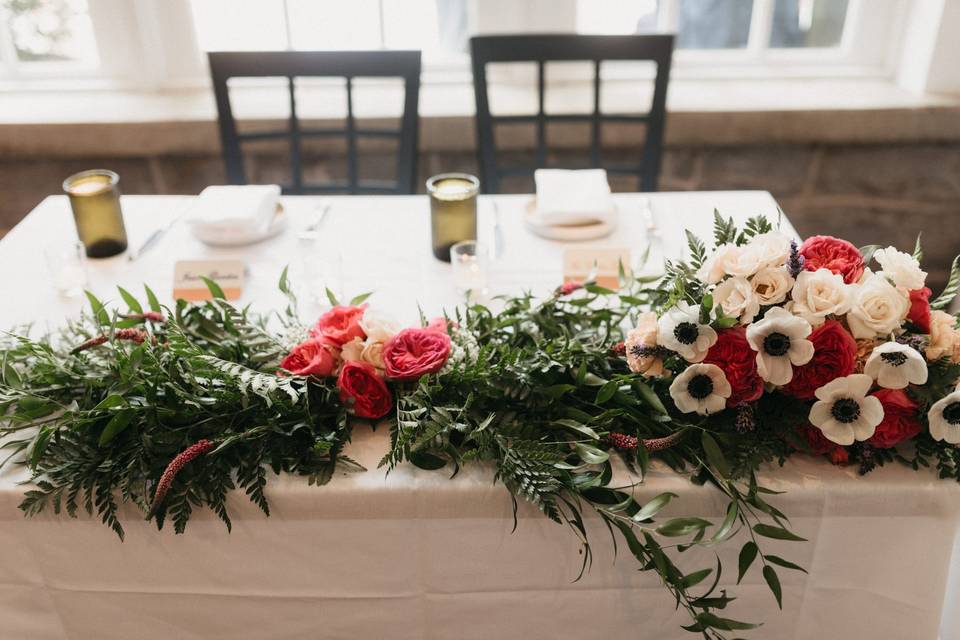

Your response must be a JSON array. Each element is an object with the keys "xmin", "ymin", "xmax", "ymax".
[
  {"xmin": 673, "ymin": 322, "xmax": 699, "ymax": 345},
  {"xmin": 880, "ymin": 351, "xmax": 908, "ymax": 367},
  {"xmin": 687, "ymin": 374, "xmax": 714, "ymax": 400},
  {"xmin": 831, "ymin": 398, "xmax": 861, "ymax": 424},
  {"xmin": 943, "ymin": 402, "xmax": 960, "ymax": 426},
  {"xmin": 763, "ymin": 332, "xmax": 791, "ymax": 357}
]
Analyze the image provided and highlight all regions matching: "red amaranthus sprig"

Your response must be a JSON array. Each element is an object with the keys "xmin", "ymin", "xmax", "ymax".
[
  {"xmin": 149, "ymin": 439, "xmax": 215, "ymax": 515},
  {"xmin": 606, "ymin": 430, "xmax": 686, "ymax": 452},
  {"xmin": 71, "ymin": 328, "xmax": 152, "ymax": 354}
]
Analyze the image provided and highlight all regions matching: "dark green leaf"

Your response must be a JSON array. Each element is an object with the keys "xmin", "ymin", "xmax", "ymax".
[
  {"xmin": 200, "ymin": 277, "xmax": 226, "ymax": 300},
  {"xmin": 766, "ymin": 554, "xmax": 807, "ymax": 573},
  {"xmin": 409, "ymin": 450, "xmax": 447, "ymax": 470},
  {"xmin": 633, "ymin": 380, "xmax": 667, "ymax": 414},
  {"xmin": 144, "ymin": 284, "xmax": 161, "ymax": 312},
  {"xmin": 84, "ymin": 290, "xmax": 109, "ymax": 325},
  {"xmin": 325, "ymin": 287, "xmax": 340, "ymax": 307},
  {"xmin": 117, "ymin": 286, "xmax": 143, "ymax": 314},
  {"xmin": 763, "ymin": 565, "xmax": 782, "ymax": 609},
  {"xmin": 574, "ymin": 443, "xmax": 609, "ymax": 465},
  {"xmin": 656, "ymin": 517, "xmax": 711, "ymax": 537},
  {"xmin": 680, "ymin": 567, "xmax": 712, "ymax": 589},
  {"xmin": 701, "ymin": 432, "xmax": 731, "ymax": 477},
  {"xmin": 98, "ymin": 410, "xmax": 135, "ymax": 446},
  {"xmin": 753, "ymin": 523, "xmax": 806, "ymax": 542},
  {"xmin": 633, "ymin": 491, "xmax": 678, "ymax": 522},
  {"xmin": 737, "ymin": 541, "xmax": 758, "ymax": 584},
  {"xmin": 596, "ymin": 380, "xmax": 618, "ymax": 404}
]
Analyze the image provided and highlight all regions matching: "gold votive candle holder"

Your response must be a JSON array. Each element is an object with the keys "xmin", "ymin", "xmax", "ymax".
[
  {"xmin": 63, "ymin": 169, "xmax": 128, "ymax": 259},
  {"xmin": 427, "ymin": 172, "xmax": 479, "ymax": 262}
]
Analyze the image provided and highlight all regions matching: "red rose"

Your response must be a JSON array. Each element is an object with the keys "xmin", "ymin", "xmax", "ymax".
[
  {"xmin": 796, "ymin": 425, "xmax": 849, "ymax": 465},
  {"xmin": 799, "ymin": 235, "xmax": 865, "ymax": 284},
  {"xmin": 280, "ymin": 338, "xmax": 338, "ymax": 377},
  {"xmin": 907, "ymin": 287, "xmax": 932, "ymax": 334},
  {"xmin": 311, "ymin": 305, "xmax": 367, "ymax": 346},
  {"xmin": 337, "ymin": 361, "xmax": 392, "ymax": 419},
  {"xmin": 703, "ymin": 327, "xmax": 763, "ymax": 407},
  {"xmin": 868, "ymin": 389, "xmax": 921, "ymax": 449},
  {"xmin": 782, "ymin": 320, "xmax": 857, "ymax": 400},
  {"xmin": 383, "ymin": 327, "xmax": 452, "ymax": 380}
]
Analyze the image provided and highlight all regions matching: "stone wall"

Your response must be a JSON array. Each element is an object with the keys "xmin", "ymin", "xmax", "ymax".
[{"xmin": 3, "ymin": 141, "xmax": 958, "ymax": 287}]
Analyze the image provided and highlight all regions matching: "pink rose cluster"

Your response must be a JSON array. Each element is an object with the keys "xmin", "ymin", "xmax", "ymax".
[{"xmin": 280, "ymin": 305, "xmax": 452, "ymax": 419}]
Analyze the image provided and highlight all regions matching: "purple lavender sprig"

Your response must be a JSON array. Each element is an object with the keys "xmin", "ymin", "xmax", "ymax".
[
  {"xmin": 896, "ymin": 334, "xmax": 927, "ymax": 353},
  {"xmin": 788, "ymin": 240, "xmax": 805, "ymax": 278}
]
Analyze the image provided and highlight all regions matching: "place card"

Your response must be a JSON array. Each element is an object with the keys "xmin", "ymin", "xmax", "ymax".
[
  {"xmin": 563, "ymin": 247, "xmax": 630, "ymax": 289},
  {"xmin": 173, "ymin": 260, "xmax": 245, "ymax": 301}
]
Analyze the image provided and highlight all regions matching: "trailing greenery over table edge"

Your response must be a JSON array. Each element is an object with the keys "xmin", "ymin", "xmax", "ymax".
[{"xmin": 1, "ymin": 213, "xmax": 958, "ymax": 638}]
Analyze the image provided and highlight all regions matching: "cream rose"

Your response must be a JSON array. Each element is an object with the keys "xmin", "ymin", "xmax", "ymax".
[
  {"xmin": 697, "ymin": 244, "xmax": 743, "ymax": 284},
  {"xmin": 625, "ymin": 312, "xmax": 664, "ymax": 377},
  {"xmin": 846, "ymin": 273, "xmax": 910, "ymax": 339},
  {"xmin": 340, "ymin": 337, "xmax": 365, "ymax": 363},
  {"xmin": 790, "ymin": 268, "xmax": 853, "ymax": 327},
  {"xmin": 360, "ymin": 340, "xmax": 387, "ymax": 373},
  {"xmin": 874, "ymin": 247, "xmax": 927, "ymax": 291},
  {"xmin": 743, "ymin": 232, "xmax": 792, "ymax": 271},
  {"xmin": 926, "ymin": 310, "xmax": 960, "ymax": 363},
  {"xmin": 359, "ymin": 310, "xmax": 400, "ymax": 343},
  {"xmin": 751, "ymin": 266, "xmax": 794, "ymax": 306},
  {"xmin": 713, "ymin": 276, "xmax": 760, "ymax": 324}
]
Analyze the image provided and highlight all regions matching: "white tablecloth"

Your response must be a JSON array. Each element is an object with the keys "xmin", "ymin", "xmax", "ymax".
[{"xmin": 0, "ymin": 192, "xmax": 958, "ymax": 640}]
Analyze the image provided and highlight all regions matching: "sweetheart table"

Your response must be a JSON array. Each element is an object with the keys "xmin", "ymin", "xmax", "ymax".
[{"xmin": 0, "ymin": 191, "xmax": 958, "ymax": 640}]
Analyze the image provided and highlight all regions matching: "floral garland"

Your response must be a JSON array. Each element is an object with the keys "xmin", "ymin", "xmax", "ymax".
[
  {"xmin": 0, "ymin": 273, "xmax": 455, "ymax": 538},
  {"xmin": 3, "ymin": 216, "xmax": 959, "ymax": 638}
]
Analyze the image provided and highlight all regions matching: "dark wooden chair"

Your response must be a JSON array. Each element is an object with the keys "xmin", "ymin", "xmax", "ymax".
[
  {"xmin": 470, "ymin": 35, "xmax": 673, "ymax": 194},
  {"xmin": 208, "ymin": 51, "xmax": 421, "ymax": 195}
]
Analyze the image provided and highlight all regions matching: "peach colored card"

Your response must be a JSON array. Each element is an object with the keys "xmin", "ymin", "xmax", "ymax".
[
  {"xmin": 563, "ymin": 248, "xmax": 630, "ymax": 289},
  {"xmin": 173, "ymin": 260, "xmax": 245, "ymax": 301}
]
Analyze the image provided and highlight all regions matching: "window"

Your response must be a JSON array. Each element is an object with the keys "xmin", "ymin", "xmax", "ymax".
[
  {"xmin": 0, "ymin": 0, "xmax": 919, "ymax": 88},
  {"xmin": 0, "ymin": 0, "xmax": 98, "ymax": 77}
]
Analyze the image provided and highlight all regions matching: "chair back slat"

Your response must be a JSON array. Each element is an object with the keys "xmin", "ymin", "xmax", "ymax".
[
  {"xmin": 208, "ymin": 50, "xmax": 421, "ymax": 195},
  {"xmin": 470, "ymin": 34, "xmax": 674, "ymax": 194}
]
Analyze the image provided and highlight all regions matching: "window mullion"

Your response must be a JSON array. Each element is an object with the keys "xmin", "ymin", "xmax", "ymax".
[
  {"xmin": 747, "ymin": 0, "xmax": 775, "ymax": 60},
  {"xmin": 658, "ymin": 0, "xmax": 679, "ymax": 32}
]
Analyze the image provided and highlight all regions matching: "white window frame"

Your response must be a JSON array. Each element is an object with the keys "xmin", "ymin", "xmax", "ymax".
[{"xmin": 0, "ymin": 0, "xmax": 948, "ymax": 92}]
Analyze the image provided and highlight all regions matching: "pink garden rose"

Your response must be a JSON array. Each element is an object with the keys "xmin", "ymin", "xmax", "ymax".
[
  {"xmin": 280, "ymin": 338, "xmax": 339, "ymax": 377},
  {"xmin": 311, "ymin": 305, "xmax": 367, "ymax": 346},
  {"xmin": 383, "ymin": 328, "xmax": 452, "ymax": 380}
]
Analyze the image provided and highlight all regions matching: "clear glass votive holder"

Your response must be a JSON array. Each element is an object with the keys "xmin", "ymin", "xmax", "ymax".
[
  {"xmin": 45, "ymin": 240, "xmax": 88, "ymax": 298},
  {"xmin": 427, "ymin": 173, "xmax": 479, "ymax": 262},
  {"xmin": 63, "ymin": 169, "xmax": 128, "ymax": 259},
  {"xmin": 450, "ymin": 240, "xmax": 489, "ymax": 300}
]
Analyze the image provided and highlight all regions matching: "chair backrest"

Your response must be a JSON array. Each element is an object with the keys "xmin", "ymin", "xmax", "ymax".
[
  {"xmin": 208, "ymin": 50, "xmax": 421, "ymax": 195},
  {"xmin": 470, "ymin": 34, "xmax": 673, "ymax": 194}
]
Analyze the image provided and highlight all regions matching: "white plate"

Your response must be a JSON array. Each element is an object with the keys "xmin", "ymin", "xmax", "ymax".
[
  {"xmin": 192, "ymin": 205, "xmax": 288, "ymax": 247},
  {"xmin": 523, "ymin": 199, "xmax": 617, "ymax": 241}
]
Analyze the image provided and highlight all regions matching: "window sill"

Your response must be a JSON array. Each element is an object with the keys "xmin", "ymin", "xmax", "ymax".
[{"xmin": 1, "ymin": 77, "xmax": 958, "ymax": 157}]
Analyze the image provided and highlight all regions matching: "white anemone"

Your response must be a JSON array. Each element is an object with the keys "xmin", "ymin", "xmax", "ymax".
[
  {"xmin": 863, "ymin": 341, "xmax": 928, "ymax": 389},
  {"xmin": 656, "ymin": 301, "xmax": 718, "ymax": 363},
  {"xmin": 809, "ymin": 374, "xmax": 884, "ymax": 445},
  {"xmin": 928, "ymin": 386, "xmax": 960, "ymax": 444},
  {"xmin": 744, "ymin": 307, "xmax": 814, "ymax": 386},
  {"xmin": 669, "ymin": 363, "xmax": 731, "ymax": 416}
]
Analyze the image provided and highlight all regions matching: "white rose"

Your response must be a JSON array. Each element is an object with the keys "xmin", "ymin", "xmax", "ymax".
[
  {"xmin": 790, "ymin": 268, "xmax": 853, "ymax": 327},
  {"xmin": 743, "ymin": 232, "xmax": 792, "ymax": 270},
  {"xmin": 713, "ymin": 276, "xmax": 760, "ymax": 324},
  {"xmin": 751, "ymin": 266, "xmax": 794, "ymax": 306},
  {"xmin": 874, "ymin": 247, "xmax": 927, "ymax": 291},
  {"xmin": 846, "ymin": 273, "xmax": 910, "ymax": 339},
  {"xmin": 359, "ymin": 310, "xmax": 399, "ymax": 342},
  {"xmin": 697, "ymin": 244, "xmax": 743, "ymax": 284}
]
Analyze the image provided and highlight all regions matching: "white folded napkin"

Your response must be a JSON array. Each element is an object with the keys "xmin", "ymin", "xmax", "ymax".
[
  {"xmin": 532, "ymin": 169, "xmax": 615, "ymax": 227},
  {"xmin": 189, "ymin": 185, "xmax": 281, "ymax": 243}
]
